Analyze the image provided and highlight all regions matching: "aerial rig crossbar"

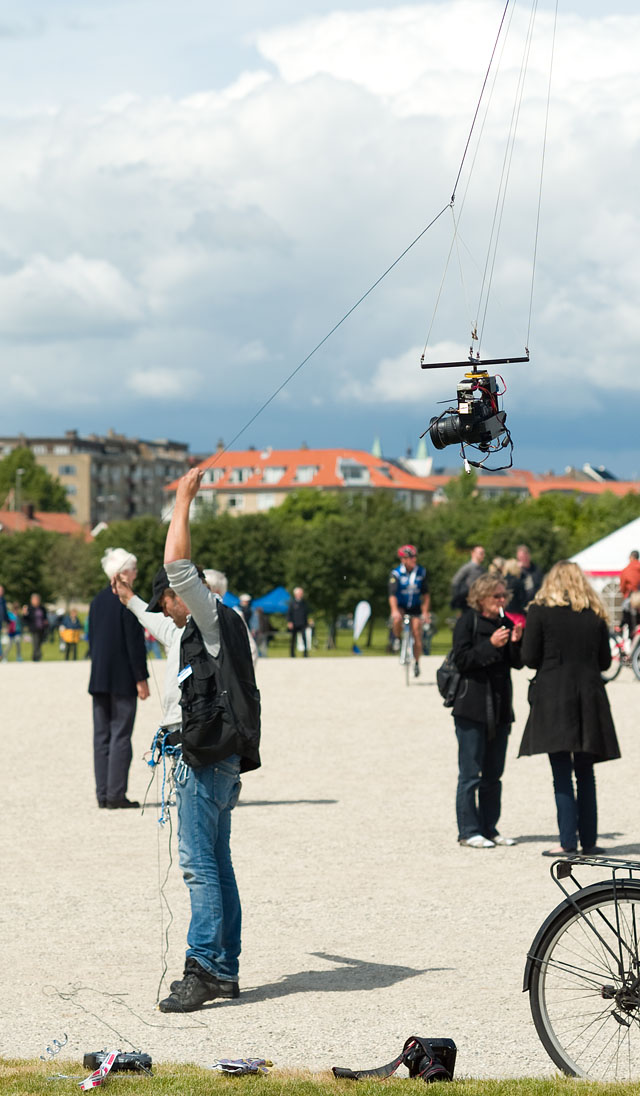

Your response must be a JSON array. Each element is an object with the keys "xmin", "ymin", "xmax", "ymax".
[{"xmin": 420, "ymin": 351, "xmax": 530, "ymax": 370}]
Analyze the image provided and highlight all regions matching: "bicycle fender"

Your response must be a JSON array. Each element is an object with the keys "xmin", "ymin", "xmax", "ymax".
[{"xmin": 523, "ymin": 878, "xmax": 640, "ymax": 992}]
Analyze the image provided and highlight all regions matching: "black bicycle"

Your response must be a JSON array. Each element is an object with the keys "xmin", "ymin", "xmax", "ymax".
[{"xmin": 525, "ymin": 855, "xmax": 640, "ymax": 1080}]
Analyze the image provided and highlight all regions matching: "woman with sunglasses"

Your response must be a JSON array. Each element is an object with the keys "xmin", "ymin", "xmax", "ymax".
[{"xmin": 451, "ymin": 573, "xmax": 523, "ymax": 848}]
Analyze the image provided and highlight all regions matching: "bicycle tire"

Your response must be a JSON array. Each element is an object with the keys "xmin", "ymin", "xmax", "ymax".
[
  {"xmin": 400, "ymin": 628, "xmax": 411, "ymax": 685},
  {"xmin": 601, "ymin": 632, "xmax": 623, "ymax": 682},
  {"xmin": 631, "ymin": 642, "xmax": 640, "ymax": 682},
  {"xmin": 527, "ymin": 879, "xmax": 640, "ymax": 1080}
]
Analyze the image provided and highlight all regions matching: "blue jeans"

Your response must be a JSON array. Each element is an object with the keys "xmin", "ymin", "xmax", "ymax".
[
  {"xmin": 455, "ymin": 718, "xmax": 510, "ymax": 841},
  {"xmin": 175, "ymin": 753, "xmax": 242, "ymax": 980},
  {"xmin": 548, "ymin": 751, "xmax": 597, "ymax": 851}
]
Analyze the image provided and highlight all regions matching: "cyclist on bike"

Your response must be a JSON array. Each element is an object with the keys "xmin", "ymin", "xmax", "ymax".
[{"xmin": 388, "ymin": 545, "xmax": 431, "ymax": 677}]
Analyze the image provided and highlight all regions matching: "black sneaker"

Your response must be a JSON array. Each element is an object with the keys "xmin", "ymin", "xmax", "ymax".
[
  {"xmin": 106, "ymin": 797, "xmax": 140, "ymax": 809},
  {"xmin": 159, "ymin": 964, "xmax": 237, "ymax": 1013},
  {"xmin": 169, "ymin": 957, "xmax": 239, "ymax": 998}
]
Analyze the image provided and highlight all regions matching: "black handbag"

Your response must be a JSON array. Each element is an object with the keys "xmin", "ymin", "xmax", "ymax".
[
  {"xmin": 436, "ymin": 650, "xmax": 460, "ymax": 708},
  {"xmin": 437, "ymin": 613, "xmax": 477, "ymax": 708}
]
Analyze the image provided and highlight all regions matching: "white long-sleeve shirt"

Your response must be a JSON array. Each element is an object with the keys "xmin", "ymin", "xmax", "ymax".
[{"xmin": 126, "ymin": 594, "xmax": 183, "ymax": 726}]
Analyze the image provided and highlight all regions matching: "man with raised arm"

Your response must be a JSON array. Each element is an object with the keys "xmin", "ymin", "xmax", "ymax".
[{"xmin": 155, "ymin": 467, "xmax": 261, "ymax": 1013}]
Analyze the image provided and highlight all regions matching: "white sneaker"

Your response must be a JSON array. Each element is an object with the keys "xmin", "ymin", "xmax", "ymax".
[
  {"xmin": 492, "ymin": 835, "xmax": 517, "ymax": 846},
  {"xmin": 459, "ymin": 834, "xmax": 495, "ymax": 848}
]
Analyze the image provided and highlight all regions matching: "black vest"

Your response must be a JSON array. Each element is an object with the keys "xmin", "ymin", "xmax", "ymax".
[{"xmin": 178, "ymin": 603, "xmax": 261, "ymax": 772}]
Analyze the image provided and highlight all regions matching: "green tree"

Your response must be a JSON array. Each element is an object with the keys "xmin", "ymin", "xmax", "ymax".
[
  {"xmin": 0, "ymin": 448, "xmax": 71, "ymax": 513},
  {"xmin": 0, "ymin": 529, "xmax": 58, "ymax": 603},
  {"xmin": 191, "ymin": 512, "xmax": 286, "ymax": 595},
  {"xmin": 43, "ymin": 535, "xmax": 103, "ymax": 608}
]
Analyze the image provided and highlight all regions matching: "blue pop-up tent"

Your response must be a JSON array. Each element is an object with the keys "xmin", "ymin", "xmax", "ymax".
[
  {"xmin": 252, "ymin": 586, "xmax": 291, "ymax": 615},
  {"xmin": 222, "ymin": 591, "xmax": 240, "ymax": 608}
]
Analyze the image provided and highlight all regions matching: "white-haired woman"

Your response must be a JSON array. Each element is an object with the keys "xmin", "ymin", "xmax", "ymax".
[
  {"xmin": 518, "ymin": 561, "xmax": 620, "ymax": 856},
  {"xmin": 88, "ymin": 547, "xmax": 149, "ymax": 809}
]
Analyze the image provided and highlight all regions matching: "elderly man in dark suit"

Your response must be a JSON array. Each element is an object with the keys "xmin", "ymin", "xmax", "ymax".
[{"xmin": 88, "ymin": 548, "xmax": 149, "ymax": 809}]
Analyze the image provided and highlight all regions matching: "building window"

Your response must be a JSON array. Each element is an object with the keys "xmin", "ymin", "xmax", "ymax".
[
  {"xmin": 257, "ymin": 493, "xmax": 276, "ymax": 511},
  {"xmin": 202, "ymin": 468, "xmax": 223, "ymax": 485},
  {"xmin": 32, "ymin": 445, "xmax": 47, "ymax": 455},
  {"xmin": 58, "ymin": 464, "xmax": 76, "ymax": 476},
  {"xmin": 262, "ymin": 466, "xmax": 285, "ymax": 485},
  {"xmin": 229, "ymin": 467, "xmax": 253, "ymax": 485},
  {"xmin": 226, "ymin": 495, "xmax": 244, "ymax": 510},
  {"xmin": 53, "ymin": 445, "xmax": 70, "ymax": 455},
  {"xmin": 65, "ymin": 485, "xmax": 77, "ymax": 495},
  {"xmin": 295, "ymin": 465, "xmax": 318, "ymax": 484},
  {"xmin": 338, "ymin": 459, "xmax": 369, "ymax": 485}
]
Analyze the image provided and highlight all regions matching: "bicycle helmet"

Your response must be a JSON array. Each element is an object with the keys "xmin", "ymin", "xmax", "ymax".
[{"xmin": 398, "ymin": 544, "xmax": 417, "ymax": 559}]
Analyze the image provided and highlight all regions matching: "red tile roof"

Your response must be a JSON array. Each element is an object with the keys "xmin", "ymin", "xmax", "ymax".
[
  {"xmin": 166, "ymin": 450, "xmax": 640, "ymax": 500},
  {"xmin": 168, "ymin": 447, "xmax": 425, "ymax": 493},
  {"xmin": 0, "ymin": 510, "xmax": 90, "ymax": 537}
]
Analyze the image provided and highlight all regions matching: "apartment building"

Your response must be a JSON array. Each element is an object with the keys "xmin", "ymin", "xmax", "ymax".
[
  {"xmin": 164, "ymin": 445, "xmax": 640, "ymax": 518},
  {"xmin": 0, "ymin": 429, "xmax": 190, "ymax": 527},
  {"xmin": 164, "ymin": 445, "xmax": 432, "ymax": 518}
]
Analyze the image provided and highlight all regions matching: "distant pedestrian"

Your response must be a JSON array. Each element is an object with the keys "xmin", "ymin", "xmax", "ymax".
[
  {"xmin": 450, "ymin": 546, "xmax": 486, "ymax": 610},
  {"xmin": 518, "ymin": 561, "xmax": 620, "ymax": 856},
  {"xmin": 287, "ymin": 587, "xmax": 314, "ymax": 657},
  {"xmin": 60, "ymin": 608, "xmax": 82, "ymax": 660},
  {"xmin": 516, "ymin": 544, "xmax": 543, "ymax": 604},
  {"xmin": 619, "ymin": 550, "xmax": 640, "ymax": 637},
  {"xmin": 6, "ymin": 602, "xmax": 23, "ymax": 661},
  {"xmin": 23, "ymin": 593, "xmax": 48, "ymax": 661},
  {"xmin": 204, "ymin": 570, "xmax": 258, "ymax": 667},
  {"xmin": 502, "ymin": 558, "xmax": 527, "ymax": 627},
  {"xmin": 0, "ymin": 584, "xmax": 8, "ymax": 661},
  {"xmin": 238, "ymin": 593, "xmax": 252, "ymax": 626},
  {"xmin": 88, "ymin": 548, "xmax": 149, "ymax": 809}
]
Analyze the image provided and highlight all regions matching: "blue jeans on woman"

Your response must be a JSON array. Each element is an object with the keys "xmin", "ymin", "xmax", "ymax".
[
  {"xmin": 455, "ymin": 718, "xmax": 510, "ymax": 841},
  {"xmin": 175, "ymin": 753, "xmax": 242, "ymax": 981},
  {"xmin": 548, "ymin": 751, "xmax": 597, "ymax": 851}
]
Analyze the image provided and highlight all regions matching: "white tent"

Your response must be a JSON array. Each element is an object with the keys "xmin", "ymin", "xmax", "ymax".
[
  {"xmin": 571, "ymin": 516, "xmax": 640, "ymax": 620},
  {"xmin": 571, "ymin": 516, "xmax": 640, "ymax": 581}
]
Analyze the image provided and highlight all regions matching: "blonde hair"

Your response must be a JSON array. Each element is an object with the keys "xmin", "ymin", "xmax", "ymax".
[
  {"xmin": 488, "ymin": 556, "xmax": 505, "ymax": 576},
  {"xmin": 467, "ymin": 573, "xmax": 506, "ymax": 612},
  {"xmin": 503, "ymin": 558, "xmax": 521, "ymax": 577},
  {"xmin": 532, "ymin": 560, "xmax": 608, "ymax": 619}
]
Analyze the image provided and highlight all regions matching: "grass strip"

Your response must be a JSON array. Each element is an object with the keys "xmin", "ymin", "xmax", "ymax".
[{"xmin": 1, "ymin": 1062, "xmax": 639, "ymax": 1096}]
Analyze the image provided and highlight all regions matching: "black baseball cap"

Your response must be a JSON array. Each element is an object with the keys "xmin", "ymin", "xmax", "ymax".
[{"xmin": 146, "ymin": 566, "xmax": 170, "ymax": 613}]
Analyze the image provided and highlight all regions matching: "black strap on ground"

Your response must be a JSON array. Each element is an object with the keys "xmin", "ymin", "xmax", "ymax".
[{"xmin": 332, "ymin": 1035, "xmax": 456, "ymax": 1083}]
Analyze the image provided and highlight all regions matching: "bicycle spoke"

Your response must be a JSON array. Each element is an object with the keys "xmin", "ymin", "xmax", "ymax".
[{"xmin": 531, "ymin": 888, "xmax": 640, "ymax": 1080}]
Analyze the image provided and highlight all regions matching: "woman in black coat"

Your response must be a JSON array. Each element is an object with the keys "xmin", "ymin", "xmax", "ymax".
[
  {"xmin": 452, "ymin": 573, "xmax": 523, "ymax": 849},
  {"xmin": 518, "ymin": 560, "xmax": 620, "ymax": 856}
]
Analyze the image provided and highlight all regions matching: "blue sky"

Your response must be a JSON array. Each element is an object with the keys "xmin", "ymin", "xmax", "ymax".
[{"xmin": 1, "ymin": 1, "xmax": 639, "ymax": 475}]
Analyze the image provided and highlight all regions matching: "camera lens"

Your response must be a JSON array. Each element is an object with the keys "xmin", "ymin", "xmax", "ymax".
[{"xmin": 428, "ymin": 414, "xmax": 464, "ymax": 450}]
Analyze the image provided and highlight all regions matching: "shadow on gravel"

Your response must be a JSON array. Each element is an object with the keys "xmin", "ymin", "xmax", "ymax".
[
  {"xmin": 207, "ymin": 953, "xmax": 449, "ymax": 1006},
  {"xmin": 514, "ymin": 832, "xmax": 622, "ymax": 844},
  {"xmin": 237, "ymin": 799, "xmax": 338, "ymax": 807}
]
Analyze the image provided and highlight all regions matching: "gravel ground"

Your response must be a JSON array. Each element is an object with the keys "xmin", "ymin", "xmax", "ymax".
[{"xmin": 2, "ymin": 654, "xmax": 639, "ymax": 1077}]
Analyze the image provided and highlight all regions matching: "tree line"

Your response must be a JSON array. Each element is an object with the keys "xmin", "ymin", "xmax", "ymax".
[{"xmin": 1, "ymin": 475, "xmax": 639, "ymax": 621}]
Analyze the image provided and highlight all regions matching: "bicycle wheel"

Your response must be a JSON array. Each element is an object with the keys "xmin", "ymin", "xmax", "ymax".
[
  {"xmin": 601, "ymin": 632, "xmax": 623, "ymax": 682},
  {"xmin": 527, "ymin": 880, "xmax": 640, "ymax": 1080},
  {"xmin": 631, "ymin": 642, "xmax": 640, "ymax": 682},
  {"xmin": 400, "ymin": 626, "xmax": 411, "ymax": 686}
]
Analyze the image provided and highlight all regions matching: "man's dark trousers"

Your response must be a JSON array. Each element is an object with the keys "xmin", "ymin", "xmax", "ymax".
[
  {"xmin": 290, "ymin": 627, "xmax": 307, "ymax": 657},
  {"xmin": 93, "ymin": 693, "xmax": 137, "ymax": 803}
]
